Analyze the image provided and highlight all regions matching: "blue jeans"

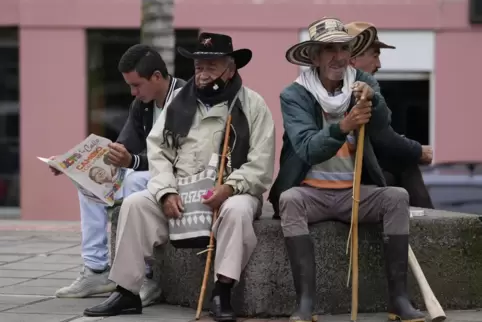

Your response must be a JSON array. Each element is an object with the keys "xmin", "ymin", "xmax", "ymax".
[{"xmin": 79, "ymin": 169, "xmax": 152, "ymax": 276}]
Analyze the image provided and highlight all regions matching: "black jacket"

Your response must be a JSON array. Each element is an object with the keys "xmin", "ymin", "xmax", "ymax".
[
  {"xmin": 116, "ymin": 76, "xmax": 185, "ymax": 171},
  {"xmin": 371, "ymin": 125, "xmax": 422, "ymax": 174}
]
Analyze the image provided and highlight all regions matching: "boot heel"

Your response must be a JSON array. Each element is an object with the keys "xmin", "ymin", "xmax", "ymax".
[{"xmin": 387, "ymin": 312, "xmax": 425, "ymax": 322}]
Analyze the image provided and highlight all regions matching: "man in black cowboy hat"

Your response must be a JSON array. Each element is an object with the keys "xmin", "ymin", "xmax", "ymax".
[
  {"xmin": 83, "ymin": 33, "xmax": 276, "ymax": 321},
  {"xmin": 269, "ymin": 17, "xmax": 425, "ymax": 322}
]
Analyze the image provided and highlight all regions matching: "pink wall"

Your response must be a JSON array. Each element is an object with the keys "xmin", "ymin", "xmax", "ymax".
[
  {"xmin": 0, "ymin": 0, "xmax": 480, "ymax": 220},
  {"xmin": 20, "ymin": 28, "xmax": 87, "ymax": 220},
  {"xmin": 434, "ymin": 29, "xmax": 482, "ymax": 163}
]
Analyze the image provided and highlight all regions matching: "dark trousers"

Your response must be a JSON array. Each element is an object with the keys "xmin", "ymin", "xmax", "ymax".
[{"xmin": 383, "ymin": 165, "xmax": 434, "ymax": 209}]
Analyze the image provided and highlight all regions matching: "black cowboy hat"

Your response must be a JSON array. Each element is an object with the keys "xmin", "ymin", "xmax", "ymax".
[{"xmin": 177, "ymin": 32, "xmax": 252, "ymax": 69}]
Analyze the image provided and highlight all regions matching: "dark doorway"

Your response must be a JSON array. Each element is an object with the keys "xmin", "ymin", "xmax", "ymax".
[
  {"xmin": 377, "ymin": 79, "xmax": 430, "ymax": 145},
  {"xmin": 86, "ymin": 28, "xmax": 199, "ymax": 142}
]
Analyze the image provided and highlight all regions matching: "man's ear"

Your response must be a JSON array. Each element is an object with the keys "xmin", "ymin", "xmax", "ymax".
[
  {"xmin": 152, "ymin": 70, "xmax": 163, "ymax": 82},
  {"xmin": 349, "ymin": 57, "xmax": 357, "ymax": 66}
]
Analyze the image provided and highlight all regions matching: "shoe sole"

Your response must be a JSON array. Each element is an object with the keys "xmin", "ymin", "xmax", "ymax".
[
  {"xmin": 288, "ymin": 315, "xmax": 318, "ymax": 322},
  {"xmin": 387, "ymin": 313, "xmax": 425, "ymax": 322},
  {"xmin": 56, "ymin": 284, "xmax": 116, "ymax": 298},
  {"xmin": 141, "ymin": 290, "xmax": 163, "ymax": 307},
  {"xmin": 84, "ymin": 307, "xmax": 142, "ymax": 317}
]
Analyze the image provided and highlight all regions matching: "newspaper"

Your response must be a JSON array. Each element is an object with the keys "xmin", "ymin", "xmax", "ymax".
[{"xmin": 37, "ymin": 134, "xmax": 126, "ymax": 206}]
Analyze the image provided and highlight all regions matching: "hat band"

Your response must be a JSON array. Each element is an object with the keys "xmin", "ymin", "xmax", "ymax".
[{"xmin": 193, "ymin": 51, "xmax": 228, "ymax": 55}]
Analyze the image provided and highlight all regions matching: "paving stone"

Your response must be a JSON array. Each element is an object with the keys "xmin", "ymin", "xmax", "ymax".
[
  {"xmin": 4, "ymin": 297, "xmax": 106, "ymax": 315},
  {"xmin": 0, "ymin": 270, "xmax": 54, "ymax": 278},
  {"xmin": 0, "ymin": 278, "xmax": 29, "ymax": 287},
  {"xmin": 41, "ymin": 270, "xmax": 81, "ymax": 279},
  {"xmin": 0, "ymin": 294, "xmax": 48, "ymax": 305},
  {"xmin": 0, "ymin": 255, "xmax": 31, "ymax": 263},
  {"xmin": 0, "ymin": 312, "xmax": 78, "ymax": 322},
  {"xmin": 100, "ymin": 305, "xmax": 198, "ymax": 321},
  {"xmin": 0, "ymin": 285, "xmax": 58, "ymax": 296},
  {"xmin": 15, "ymin": 278, "xmax": 75, "ymax": 288},
  {"xmin": 0, "ymin": 262, "xmax": 79, "ymax": 271},
  {"xmin": 50, "ymin": 246, "xmax": 82, "ymax": 255},
  {"xmin": 19, "ymin": 254, "xmax": 83, "ymax": 265},
  {"xmin": 0, "ymin": 295, "xmax": 50, "ymax": 312}
]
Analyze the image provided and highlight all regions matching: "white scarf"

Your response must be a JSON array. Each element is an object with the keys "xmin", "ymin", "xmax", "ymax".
[{"xmin": 295, "ymin": 66, "xmax": 356, "ymax": 117}]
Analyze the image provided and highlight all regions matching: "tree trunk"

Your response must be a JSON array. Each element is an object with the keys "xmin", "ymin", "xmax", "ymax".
[{"xmin": 141, "ymin": 0, "xmax": 175, "ymax": 75}]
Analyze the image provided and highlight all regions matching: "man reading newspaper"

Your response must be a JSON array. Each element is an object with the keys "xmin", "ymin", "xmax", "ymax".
[{"xmin": 47, "ymin": 44, "xmax": 185, "ymax": 307}]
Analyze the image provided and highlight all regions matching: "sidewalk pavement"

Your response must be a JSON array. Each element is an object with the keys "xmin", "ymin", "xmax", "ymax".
[{"xmin": 0, "ymin": 220, "xmax": 481, "ymax": 322}]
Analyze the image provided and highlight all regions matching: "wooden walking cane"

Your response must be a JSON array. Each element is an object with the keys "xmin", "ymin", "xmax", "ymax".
[
  {"xmin": 346, "ymin": 87, "xmax": 369, "ymax": 322},
  {"xmin": 195, "ymin": 115, "xmax": 233, "ymax": 320}
]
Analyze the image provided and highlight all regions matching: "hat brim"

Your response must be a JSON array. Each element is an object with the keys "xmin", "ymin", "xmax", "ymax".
[
  {"xmin": 286, "ymin": 33, "xmax": 354, "ymax": 67},
  {"xmin": 286, "ymin": 27, "xmax": 377, "ymax": 66},
  {"xmin": 373, "ymin": 40, "xmax": 396, "ymax": 49},
  {"xmin": 177, "ymin": 47, "xmax": 252, "ymax": 69}
]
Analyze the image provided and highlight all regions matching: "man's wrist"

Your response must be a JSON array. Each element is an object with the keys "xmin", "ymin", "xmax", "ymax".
[
  {"xmin": 332, "ymin": 122, "xmax": 350, "ymax": 139},
  {"xmin": 223, "ymin": 184, "xmax": 234, "ymax": 196},
  {"xmin": 223, "ymin": 181, "xmax": 238, "ymax": 195}
]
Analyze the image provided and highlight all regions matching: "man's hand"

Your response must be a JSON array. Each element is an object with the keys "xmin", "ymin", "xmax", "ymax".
[
  {"xmin": 107, "ymin": 143, "xmax": 132, "ymax": 168},
  {"xmin": 351, "ymin": 81, "xmax": 374, "ymax": 101},
  {"xmin": 340, "ymin": 99, "xmax": 372, "ymax": 133},
  {"xmin": 420, "ymin": 145, "xmax": 433, "ymax": 165},
  {"xmin": 161, "ymin": 193, "xmax": 184, "ymax": 218},
  {"xmin": 201, "ymin": 184, "xmax": 234, "ymax": 210},
  {"xmin": 48, "ymin": 156, "xmax": 62, "ymax": 176}
]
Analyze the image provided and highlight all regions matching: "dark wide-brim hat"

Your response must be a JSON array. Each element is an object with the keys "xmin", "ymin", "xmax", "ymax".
[
  {"xmin": 177, "ymin": 32, "xmax": 252, "ymax": 69},
  {"xmin": 285, "ymin": 17, "xmax": 377, "ymax": 66}
]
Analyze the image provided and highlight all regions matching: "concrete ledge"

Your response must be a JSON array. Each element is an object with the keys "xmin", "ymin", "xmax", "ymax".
[{"xmin": 110, "ymin": 205, "xmax": 482, "ymax": 317}]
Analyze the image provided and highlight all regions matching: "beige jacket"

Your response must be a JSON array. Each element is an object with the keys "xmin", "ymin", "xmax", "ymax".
[{"xmin": 146, "ymin": 86, "xmax": 276, "ymax": 202}]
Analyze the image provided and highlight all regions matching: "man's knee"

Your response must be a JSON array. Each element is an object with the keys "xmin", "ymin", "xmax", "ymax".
[
  {"xmin": 279, "ymin": 187, "xmax": 305, "ymax": 220},
  {"xmin": 280, "ymin": 187, "xmax": 305, "ymax": 206},
  {"xmin": 219, "ymin": 195, "xmax": 255, "ymax": 227},
  {"xmin": 379, "ymin": 187, "xmax": 410, "ymax": 235},
  {"xmin": 380, "ymin": 187, "xmax": 410, "ymax": 206},
  {"xmin": 119, "ymin": 190, "xmax": 153, "ymax": 220}
]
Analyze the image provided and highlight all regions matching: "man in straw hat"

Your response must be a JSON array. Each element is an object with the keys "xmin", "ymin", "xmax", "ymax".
[
  {"xmin": 83, "ymin": 32, "xmax": 276, "ymax": 321},
  {"xmin": 268, "ymin": 17, "xmax": 425, "ymax": 322},
  {"xmin": 346, "ymin": 21, "xmax": 434, "ymax": 209}
]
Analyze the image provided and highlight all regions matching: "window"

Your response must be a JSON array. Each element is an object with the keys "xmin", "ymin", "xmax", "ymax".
[
  {"xmin": 376, "ymin": 73, "xmax": 431, "ymax": 146},
  {"xmin": 87, "ymin": 28, "xmax": 199, "ymax": 142},
  {"xmin": 0, "ymin": 28, "xmax": 19, "ymax": 209}
]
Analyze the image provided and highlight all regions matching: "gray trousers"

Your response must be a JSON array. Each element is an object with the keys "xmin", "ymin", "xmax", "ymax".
[
  {"xmin": 279, "ymin": 185, "xmax": 410, "ymax": 237},
  {"xmin": 109, "ymin": 189, "xmax": 261, "ymax": 294}
]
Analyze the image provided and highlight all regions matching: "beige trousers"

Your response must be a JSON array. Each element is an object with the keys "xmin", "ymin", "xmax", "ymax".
[{"xmin": 109, "ymin": 189, "xmax": 261, "ymax": 294}]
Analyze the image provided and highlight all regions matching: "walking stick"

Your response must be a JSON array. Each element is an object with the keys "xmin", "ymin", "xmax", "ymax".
[
  {"xmin": 346, "ymin": 88, "xmax": 368, "ymax": 322},
  {"xmin": 195, "ymin": 115, "xmax": 233, "ymax": 320}
]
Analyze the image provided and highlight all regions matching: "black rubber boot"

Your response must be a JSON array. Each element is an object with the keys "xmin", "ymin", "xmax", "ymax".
[
  {"xmin": 384, "ymin": 235, "xmax": 425, "ymax": 322},
  {"xmin": 285, "ymin": 235, "xmax": 316, "ymax": 322}
]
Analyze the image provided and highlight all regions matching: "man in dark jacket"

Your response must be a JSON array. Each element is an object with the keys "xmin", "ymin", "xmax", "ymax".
[
  {"xmin": 50, "ymin": 44, "xmax": 185, "ymax": 307},
  {"xmin": 346, "ymin": 21, "xmax": 434, "ymax": 209},
  {"xmin": 268, "ymin": 17, "xmax": 425, "ymax": 322}
]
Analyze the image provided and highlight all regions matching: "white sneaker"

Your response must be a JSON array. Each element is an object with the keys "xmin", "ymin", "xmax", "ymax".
[
  {"xmin": 139, "ymin": 277, "xmax": 162, "ymax": 307},
  {"xmin": 55, "ymin": 266, "xmax": 116, "ymax": 298}
]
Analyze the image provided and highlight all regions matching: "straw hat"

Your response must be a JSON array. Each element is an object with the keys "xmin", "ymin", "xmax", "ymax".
[
  {"xmin": 285, "ymin": 17, "xmax": 376, "ymax": 66},
  {"xmin": 345, "ymin": 21, "xmax": 396, "ymax": 53}
]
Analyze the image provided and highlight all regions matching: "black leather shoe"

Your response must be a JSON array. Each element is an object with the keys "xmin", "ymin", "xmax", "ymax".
[
  {"xmin": 209, "ymin": 281, "xmax": 236, "ymax": 322},
  {"xmin": 83, "ymin": 287, "xmax": 142, "ymax": 317},
  {"xmin": 384, "ymin": 235, "xmax": 425, "ymax": 322}
]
